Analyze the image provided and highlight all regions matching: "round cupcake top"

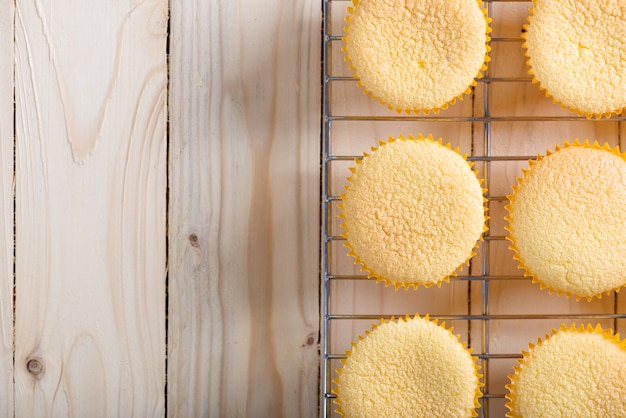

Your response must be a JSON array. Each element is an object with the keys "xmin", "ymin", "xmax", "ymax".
[
  {"xmin": 333, "ymin": 314, "xmax": 482, "ymax": 418},
  {"xmin": 506, "ymin": 323, "xmax": 626, "ymax": 417},
  {"xmin": 523, "ymin": 0, "xmax": 626, "ymax": 118},
  {"xmin": 342, "ymin": 0, "xmax": 491, "ymax": 114},
  {"xmin": 339, "ymin": 134, "xmax": 486, "ymax": 290},
  {"xmin": 505, "ymin": 140, "xmax": 626, "ymax": 300}
]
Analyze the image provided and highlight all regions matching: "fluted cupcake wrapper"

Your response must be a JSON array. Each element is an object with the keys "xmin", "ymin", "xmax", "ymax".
[
  {"xmin": 342, "ymin": 0, "xmax": 491, "ymax": 115},
  {"xmin": 333, "ymin": 314, "xmax": 483, "ymax": 418},
  {"xmin": 338, "ymin": 134, "xmax": 487, "ymax": 290},
  {"xmin": 523, "ymin": 0, "xmax": 626, "ymax": 119},
  {"xmin": 505, "ymin": 139, "xmax": 626, "ymax": 301},
  {"xmin": 505, "ymin": 323, "xmax": 626, "ymax": 418}
]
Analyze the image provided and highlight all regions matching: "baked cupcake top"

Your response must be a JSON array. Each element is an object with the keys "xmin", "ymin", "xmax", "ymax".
[
  {"xmin": 523, "ymin": 0, "xmax": 626, "ymax": 118},
  {"xmin": 505, "ymin": 140, "xmax": 626, "ymax": 300},
  {"xmin": 506, "ymin": 323, "xmax": 626, "ymax": 417},
  {"xmin": 342, "ymin": 0, "xmax": 491, "ymax": 114},
  {"xmin": 333, "ymin": 314, "xmax": 482, "ymax": 418},
  {"xmin": 339, "ymin": 134, "xmax": 486, "ymax": 290}
]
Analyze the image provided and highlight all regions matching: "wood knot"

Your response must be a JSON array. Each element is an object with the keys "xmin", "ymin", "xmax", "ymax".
[
  {"xmin": 303, "ymin": 333, "xmax": 317, "ymax": 347},
  {"xmin": 27, "ymin": 358, "xmax": 44, "ymax": 378},
  {"xmin": 189, "ymin": 233, "xmax": 200, "ymax": 248}
]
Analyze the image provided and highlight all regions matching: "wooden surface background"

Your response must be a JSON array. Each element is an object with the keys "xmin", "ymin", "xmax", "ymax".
[
  {"xmin": 5, "ymin": 0, "xmax": 624, "ymax": 417},
  {"xmin": 14, "ymin": 0, "xmax": 168, "ymax": 415},
  {"xmin": 167, "ymin": 0, "xmax": 320, "ymax": 416},
  {"xmin": 2, "ymin": 0, "xmax": 321, "ymax": 417},
  {"xmin": 0, "ymin": 0, "xmax": 15, "ymax": 416}
]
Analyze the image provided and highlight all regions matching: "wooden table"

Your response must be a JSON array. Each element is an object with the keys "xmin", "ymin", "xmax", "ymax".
[
  {"xmin": 1, "ymin": 0, "xmax": 321, "ymax": 416},
  {"xmin": 2, "ymin": 0, "xmax": 625, "ymax": 417}
]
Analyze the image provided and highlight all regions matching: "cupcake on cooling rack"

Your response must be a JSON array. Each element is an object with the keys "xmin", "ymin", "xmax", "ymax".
[
  {"xmin": 506, "ymin": 323, "xmax": 626, "ymax": 417},
  {"xmin": 342, "ymin": 0, "xmax": 491, "ymax": 114},
  {"xmin": 523, "ymin": 0, "xmax": 626, "ymax": 118},
  {"xmin": 333, "ymin": 314, "xmax": 483, "ymax": 418},
  {"xmin": 339, "ymin": 134, "xmax": 487, "ymax": 290},
  {"xmin": 505, "ymin": 140, "xmax": 626, "ymax": 300}
]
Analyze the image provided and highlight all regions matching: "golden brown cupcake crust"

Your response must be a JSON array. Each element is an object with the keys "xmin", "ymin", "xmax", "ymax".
[
  {"xmin": 343, "ymin": 0, "xmax": 490, "ymax": 113},
  {"xmin": 506, "ymin": 323, "xmax": 626, "ymax": 417},
  {"xmin": 334, "ymin": 315, "xmax": 482, "ymax": 417},
  {"xmin": 506, "ymin": 140, "xmax": 626, "ymax": 300},
  {"xmin": 340, "ymin": 134, "xmax": 486, "ymax": 289},
  {"xmin": 523, "ymin": 0, "xmax": 626, "ymax": 118}
]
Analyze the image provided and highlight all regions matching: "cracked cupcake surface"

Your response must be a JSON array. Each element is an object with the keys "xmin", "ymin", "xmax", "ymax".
[
  {"xmin": 506, "ymin": 323, "xmax": 626, "ymax": 417},
  {"xmin": 523, "ymin": 0, "xmax": 626, "ymax": 118},
  {"xmin": 506, "ymin": 140, "xmax": 626, "ymax": 300},
  {"xmin": 334, "ymin": 314, "xmax": 482, "ymax": 418},
  {"xmin": 342, "ymin": 0, "xmax": 490, "ymax": 114},
  {"xmin": 339, "ymin": 134, "xmax": 486, "ymax": 290}
]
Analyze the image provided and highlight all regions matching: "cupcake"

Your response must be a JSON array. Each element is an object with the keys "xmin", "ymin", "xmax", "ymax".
[
  {"xmin": 505, "ymin": 140, "xmax": 626, "ymax": 300},
  {"xmin": 342, "ymin": 0, "xmax": 491, "ymax": 114},
  {"xmin": 523, "ymin": 0, "xmax": 626, "ymax": 118},
  {"xmin": 339, "ymin": 134, "xmax": 487, "ymax": 290},
  {"xmin": 333, "ymin": 314, "xmax": 483, "ymax": 418},
  {"xmin": 506, "ymin": 323, "xmax": 626, "ymax": 417}
]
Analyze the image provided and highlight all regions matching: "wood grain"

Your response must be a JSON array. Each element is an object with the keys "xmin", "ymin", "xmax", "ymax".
[
  {"xmin": 14, "ymin": 0, "xmax": 167, "ymax": 415},
  {"xmin": 0, "ymin": 1, "xmax": 14, "ymax": 416},
  {"xmin": 167, "ymin": 0, "xmax": 321, "ymax": 417}
]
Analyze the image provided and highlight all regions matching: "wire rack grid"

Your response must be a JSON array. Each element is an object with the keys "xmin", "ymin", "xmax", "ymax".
[{"xmin": 321, "ymin": 0, "xmax": 626, "ymax": 417}]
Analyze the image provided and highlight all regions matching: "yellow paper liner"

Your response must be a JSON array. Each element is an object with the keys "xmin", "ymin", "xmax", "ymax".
[
  {"xmin": 341, "ymin": 0, "xmax": 492, "ymax": 115},
  {"xmin": 339, "ymin": 133, "xmax": 488, "ymax": 291},
  {"xmin": 505, "ymin": 323, "xmax": 626, "ymax": 417},
  {"xmin": 333, "ymin": 314, "xmax": 483, "ymax": 418},
  {"xmin": 522, "ymin": 2, "xmax": 625, "ymax": 119},
  {"xmin": 505, "ymin": 139, "xmax": 626, "ymax": 301}
]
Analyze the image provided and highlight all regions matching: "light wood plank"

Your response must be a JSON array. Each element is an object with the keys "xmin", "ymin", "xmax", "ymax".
[
  {"xmin": 167, "ymin": 0, "xmax": 321, "ymax": 416},
  {"xmin": 14, "ymin": 0, "xmax": 167, "ymax": 415},
  {"xmin": 0, "ymin": 1, "xmax": 15, "ymax": 416}
]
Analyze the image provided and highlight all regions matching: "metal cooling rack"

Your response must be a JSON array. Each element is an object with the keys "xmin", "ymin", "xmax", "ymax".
[{"xmin": 321, "ymin": 1, "xmax": 626, "ymax": 417}]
